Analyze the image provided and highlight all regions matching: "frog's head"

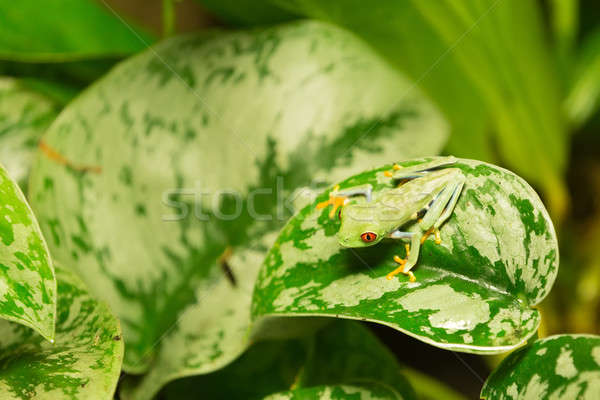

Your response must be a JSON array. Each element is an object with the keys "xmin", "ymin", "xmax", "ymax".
[{"xmin": 337, "ymin": 203, "xmax": 385, "ymax": 248}]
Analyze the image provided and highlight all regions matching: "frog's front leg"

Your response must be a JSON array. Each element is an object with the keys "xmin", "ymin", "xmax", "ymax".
[
  {"xmin": 316, "ymin": 184, "xmax": 373, "ymax": 218},
  {"xmin": 385, "ymin": 230, "xmax": 422, "ymax": 282}
]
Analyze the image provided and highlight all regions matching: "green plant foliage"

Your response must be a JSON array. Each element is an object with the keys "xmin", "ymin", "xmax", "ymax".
[
  {"xmin": 233, "ymin": 0, "xmax": 568, "ymax": 216},
  {"xmin": 0, "ymin": 77, "xmax": 58, "ymax": 186},
  {"xmin": 263, "ymin": 384, "xmax": 402, "ymax": 400},
  {"xmin": 28, "ymin": 19, "xmax": 448, "ymax": 396},
  {"xmin": 0, "ymin": 0, "xmax": 153, "ymax": 62},
  {"xmin": 196, "ymin": 0, "xmax": 492, "ymax": 162},
  {"xmin": 253, "ymin": 157, "xmax": 558, "ymax": 354},
  {"xmin": 0, "ymin": 265, "xmax": 123, "ymax": 400},
  {"xmin": 159, "ymin": 320, "xmax": 415, "ymax": 400},
  {"xmin": 482, "ymin": 334, "xmax": 600, "ymax": 399},
  {"xmin": 565, "ymin": 27, "xmax": 600, "ymax": 127},
  {"xmin": 0, "ymin": 163, "xmax": 55, "ymax": 341}
]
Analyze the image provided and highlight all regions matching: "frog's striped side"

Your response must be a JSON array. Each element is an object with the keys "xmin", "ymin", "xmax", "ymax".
[
  {"xmin": 28, "ymin": 20, "xmax": 448, "ymax": 398},
  {"xmin": 482, "ymin": 334, "xmax": 600, "ymax": 399},
  {"xmin": 0, "ymin": 163, "xmax": 55, "ymax": 341},
  {"xmin": 0, "ymin": 265, "xmax": 123, "ymax": 400},
  {"xmin": 252, "ymin": 158, "xmax": 558, "ymax": 354}
]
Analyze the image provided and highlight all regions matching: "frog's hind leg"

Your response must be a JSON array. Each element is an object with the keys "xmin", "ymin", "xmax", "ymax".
[
  {"xmin": 418, "ymin": 175, "xmax": 466, "ymax": 243},
  {"xmin": 386, "ymin": 156, "xmax": 457, "ymax": 179}
]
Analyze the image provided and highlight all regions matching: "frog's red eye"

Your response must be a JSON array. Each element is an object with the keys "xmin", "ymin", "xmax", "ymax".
[
  {"xmin": 360, "ymin": 232, "xmax": 377, "ymax": 243},
  {"xmin": 337, "ymin": 209, "xmax": 342, "ymax": 220}
]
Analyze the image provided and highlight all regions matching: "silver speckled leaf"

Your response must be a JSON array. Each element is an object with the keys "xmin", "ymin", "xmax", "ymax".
[
  {"xmin": 482, "ymin": 334, "xmax": 600, "ymax": 399},
  {"xmin": 0, "ymin": 163, "xmax": 55, "ymax": 340},
  {"xmin": 252, "ymin": 157, "xmax": 558, "ymax": 354},
  {"xmin": 0, "ymin": 265, "xmax": 123, "ymax": 400}
]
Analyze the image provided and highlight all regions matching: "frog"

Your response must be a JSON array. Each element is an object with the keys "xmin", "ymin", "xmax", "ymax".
[{"xmin": 316, "ymin": 157, "xmax": 465, "ymax": 282}]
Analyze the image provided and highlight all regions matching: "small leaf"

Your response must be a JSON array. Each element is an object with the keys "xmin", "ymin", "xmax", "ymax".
[
  {"xmin": 0, "ymin": 0, "xmax": 153, "ymax": 62},
  {"xmin": 28, "ymin": 20, "xmax": 448, "ymax": 396},
  {"xmin": 481, "ymin": 334, "xmax": 600, "ymax": 399},
  {"xmin": 0, "ymin": 265, "xmax": 123, "ymax": 400},
  {"xmin": 0, "ymin": 162, "xmax": 55, "ymax": 340},
  {"xmin": 159, "ymin": 320, "xmax": 415, "ymax": 400},
  {"xmin": 0, "ymin": 77, "xmax": 58, "ymax": 186},
  {"xmin": 253, "ymin": 157, "xmax": 559, "ymax": 354},
  {"xmin": 263, "ymin": 384, "xmax": 402, "ymax": 400}
]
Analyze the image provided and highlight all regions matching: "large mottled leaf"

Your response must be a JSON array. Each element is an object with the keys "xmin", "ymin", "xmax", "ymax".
[
  {"xmin": 159, "ymin": 320, "xmax": 415, "ymax": 400},
  {"xmin": 0, "ymin": 77, "xmax": 58, "ymax": 186},
  {"xmin": 253, "ymin": 157, "xmax": 558, "ymax": 354},
  {"xmin": 0, "ymin": 163, "xmax": 55, "ymax": 340},
  {"xmin": 481, "ymin": 334, "xmax": 600, "ymax": 399},
  {"xmin": 28, "ymin": 19, "xmax": 447, "ymax": 387},
  {"xmin": 0, "ymin": 0, "xmax": 153, "ymax": 62},
  {"xmin": 267, "ymin": 0, "xmax": 568, "ymax": 217},
  {"xmin": 0, "ymin": 265, "xmax": 123, "ymax": 400}
]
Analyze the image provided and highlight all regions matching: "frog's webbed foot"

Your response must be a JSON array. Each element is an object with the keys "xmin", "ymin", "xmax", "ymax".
[
  {"xmin": 387, "ymin": 244, "xmax": 416, "ymax": 282},
  {"xmin": 316, "ymin": 184, "xmax": 373, "ymax": 218}
]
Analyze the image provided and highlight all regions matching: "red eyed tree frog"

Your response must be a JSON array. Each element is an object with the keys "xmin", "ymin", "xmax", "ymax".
[{"xmin": 317, "ymin": 157, "xmax": 465, "ymax": 282}]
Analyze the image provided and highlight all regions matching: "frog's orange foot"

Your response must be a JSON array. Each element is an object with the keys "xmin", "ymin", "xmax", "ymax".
[
  {"xmin": 315, "ymin": 185, "xmax": 349, "ymax": 218},
  {"xmin": 387, "ymin": 244, "xmax": 415, "ymax": 282},
  {"xmin": 421, "ymin": 227, "xmax": 442, "ymax": 245},
  {"xmin": 386, "ymin": 262, "xmax": 416, "ymax": 282},
  {"xmin": 383, "ymin": 163, "xmax": 402, "ymax": 177}
]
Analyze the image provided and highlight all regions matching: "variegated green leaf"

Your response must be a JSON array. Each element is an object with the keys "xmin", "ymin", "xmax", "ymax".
[
  {"xmin": 0, "ymin": 77, "xmax": 58, "ymax": 187},
  {"xmin": 481, "ymin": 334, "xmax": 600, "ymax": 399},
  {"xmin": 0, "ymin": 162, "xmax": 55, "ymax": 340},
  {"xmin": 252, "ymin": 157, "xmax": 558, "ymax": 354},
  {"xmin": 0, "ymin": 265, "xmax": 123, "ymax": 400},
  {"xmin": 28, "ymin": 20, "xmax": 448, "ymax": 396},
  {"xmin": 160, "ymin": 319, "xmax": 415, "ymax": 400}
]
